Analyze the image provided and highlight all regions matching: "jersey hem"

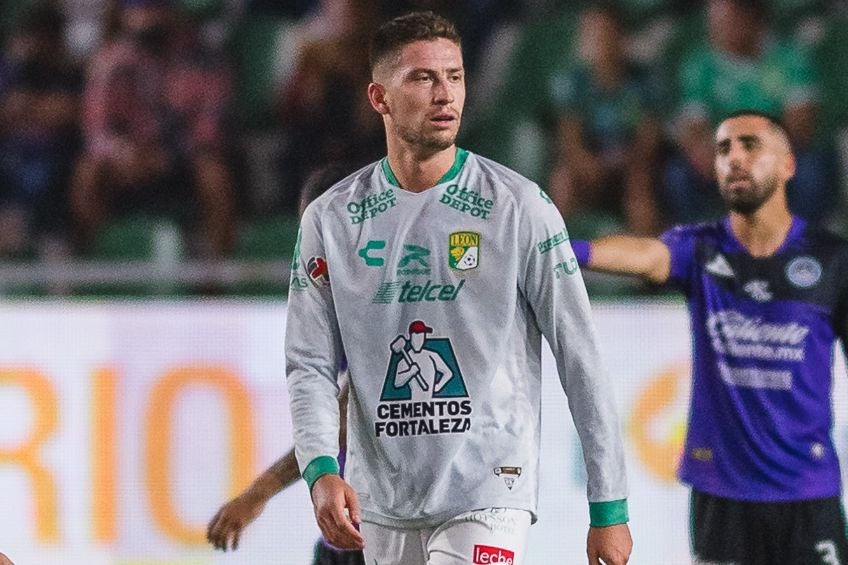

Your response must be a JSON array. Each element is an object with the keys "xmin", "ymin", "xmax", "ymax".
[
  {"xmin": 683, "ymin": 479, "xmax": 842, "ymax": 502},
  {"xmin": 360, "ymin": 504, "xmax": 538, "ymax": 529}
]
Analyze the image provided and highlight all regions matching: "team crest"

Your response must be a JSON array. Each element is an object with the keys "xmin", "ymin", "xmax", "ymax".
[
  {"xmin": 449, "ymin": 231, "xmax": 480, "ymax": 271},
  {"xmin": 494, "ymin": 466, "xmax": 522, "ymax": 490},
  {"xmin": 307, "ymin": 256, "xmax": 329, "ymax": 287},
  {"xmin": 785, "ymin": 256, "xmax": 822, "ymax": 289}
]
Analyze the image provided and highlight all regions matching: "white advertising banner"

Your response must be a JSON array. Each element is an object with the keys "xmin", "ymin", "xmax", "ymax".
[{"xmin": 0, "ymin": 301, "xmax": 846, "ymax": 564}]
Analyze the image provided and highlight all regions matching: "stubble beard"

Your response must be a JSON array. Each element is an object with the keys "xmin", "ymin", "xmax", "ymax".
[
  {"xmin": 396, "ymin": 122, "xmax": 458, "ymax": 153},
  {"xmin": 720, "ymin": 173, "xmax": 779, "ymax": 215}
]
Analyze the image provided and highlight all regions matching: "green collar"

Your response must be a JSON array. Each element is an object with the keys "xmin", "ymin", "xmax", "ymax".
[{"xmin": 382, "ymin": 147, "xmax": 469, "ymax": 189}]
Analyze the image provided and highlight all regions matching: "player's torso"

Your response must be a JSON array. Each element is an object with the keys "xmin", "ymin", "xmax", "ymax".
[
  {"xmin": 317, "ymin": 154, "xmax": 530, "ymax": 431},
  {"xmin": 681, "ymin": 219, "xmax": 848, "ymax": 499},
  {"xmin": 315, "ymin": 153, "xmax": 546, "ymax": 523}
]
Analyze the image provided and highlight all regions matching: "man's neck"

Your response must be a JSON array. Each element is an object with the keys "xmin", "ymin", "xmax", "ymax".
[
  {"xmin": 728, "ymin": 200, "xmax": 793, "ymax": 258},
  {"xmin": 386, "ymin": 144, "xmax": 457, "ymax": 193}
]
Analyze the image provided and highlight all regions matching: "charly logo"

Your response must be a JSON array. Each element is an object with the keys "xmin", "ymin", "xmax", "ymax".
[
  {"xmin": 347, "ymin": 189, "xmax": 397, "ymax": 224},
  {"xmin": 493, "ymin": 466, "xmax": 522, "ymax": 490},
  {"xmin": 785, "ymin": 256, "xmax": 822, "ymax": 289},
  {"xmin": 358, "ymin": 240, "xmax": 386, "ymax": 266},
  {"xmin": 375, "ymin": 320, "xmax": 471, "ymax": 438},
  {"xmin": 307, "ymin": 256, "xmax": 329, "ymax": 287},
  {"xmin": 439, "ymin": 184, "xmax": 494, "ymax": 219},
  {"xmin": 449, "ymin": 231, "xmax": 479, "ymax": 271}
]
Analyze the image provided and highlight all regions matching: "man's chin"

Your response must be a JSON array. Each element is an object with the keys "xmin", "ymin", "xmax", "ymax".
[
  {"xmin": 725, "ymin": 198, "xmax": 764, "ymax": 215},
  {"xmin": 421, "ymin": 134, "xmax": 456, "ymax": 152}
]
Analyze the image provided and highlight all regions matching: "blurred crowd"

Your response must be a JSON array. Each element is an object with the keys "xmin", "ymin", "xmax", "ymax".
[{"xmin": 2, "ymin": 0, "xmax": 848, "ymax": 262}]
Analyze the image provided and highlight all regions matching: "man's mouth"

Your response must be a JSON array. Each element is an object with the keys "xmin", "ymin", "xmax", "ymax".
[
  {"xmin": 727, "ymin": 173, "xmax": 750, "ymax": 186},
  {"xmin": 430, "ymin": 113, "xmax": 456, "ymax": 124}
]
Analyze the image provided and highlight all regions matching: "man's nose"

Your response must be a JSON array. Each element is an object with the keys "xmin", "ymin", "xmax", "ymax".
[{"xmin": 432, "ymin": 78, "xmax": 454, "ymax": 104}]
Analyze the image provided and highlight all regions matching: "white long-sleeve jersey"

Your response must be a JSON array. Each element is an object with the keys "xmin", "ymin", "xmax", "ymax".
[{"xmin": 285, "ymin": 148, "xmax": 627, "ymax": 529}]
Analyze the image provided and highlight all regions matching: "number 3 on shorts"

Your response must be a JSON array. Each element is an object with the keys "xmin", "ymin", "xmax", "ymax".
[{"xmin": 816, "ymin": 540, "xmax": 841, "ymax": 565}]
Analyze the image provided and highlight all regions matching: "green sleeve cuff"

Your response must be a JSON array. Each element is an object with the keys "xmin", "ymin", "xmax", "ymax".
[
  {"xmin": 302, "ymin": 456, "xmax": 339, "ymax": 491},
  {"xmin": 589, "ymin": 499, "xmax": 629, "ymax": 527}
]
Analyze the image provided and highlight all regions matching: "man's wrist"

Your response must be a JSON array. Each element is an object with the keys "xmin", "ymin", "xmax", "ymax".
[
  {"xmin": 571, "ymin": 240, "xmax": 591, "ymax": 267},
  {"xmin": 302, "ymin": 456, "xmax": 340, "ymax": 491},
  {"xmin": 589, "ymin": 499, "xmax": 629, "ymax": 527}
]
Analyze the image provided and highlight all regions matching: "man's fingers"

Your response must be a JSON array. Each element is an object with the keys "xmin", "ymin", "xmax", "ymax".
[
  {"xmin": 206, "ymin": 510, "xmax": 222, "ymax": 541},
  {"xmin": 346, "ymin": 489, "xmax": 362, "ymax": 525},
  {"xmin": 209, "ymin": 516, "xmax": 236, "ymax": 551},
  {"xmin": 317, "ymin": 509, "xmax": 364, "ymax": 550},
  {"xmin": 232, "ymin": 528, "xmax": 241, "ymax": 551}
]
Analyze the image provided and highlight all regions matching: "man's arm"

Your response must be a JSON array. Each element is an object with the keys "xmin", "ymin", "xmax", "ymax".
[
  {"xmin": 574, "ymin": 235, "xmax": 671, "ymax": 285},
  {"xmin": 207, "ymin": 384, "xmax": 351, "ymax": 551},
  {"xmin": 519, "ymin": 191, "xmax": 632, "ymax": 564}
]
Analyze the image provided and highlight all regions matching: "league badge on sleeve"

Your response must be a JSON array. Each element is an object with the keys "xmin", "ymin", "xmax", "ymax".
[
  {"xmin": 449, "ymin": 231, "xmax": 480, "ymax": 271},
  {"xmin": 307, "ymin": 256, "xmax": 330, "ymax": 287}
]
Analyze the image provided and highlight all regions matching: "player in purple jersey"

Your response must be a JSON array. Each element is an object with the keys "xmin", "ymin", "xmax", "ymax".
[
  {"xmin": 207, "ymin": 164, "xmax": 364, "ymax": 565},
  {"xmin": 572, "ymin": 110, "xmax": 848, "ymax": 564}
]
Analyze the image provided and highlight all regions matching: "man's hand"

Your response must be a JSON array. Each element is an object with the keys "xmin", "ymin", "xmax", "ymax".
[
  {"xmin": 311, "ymin": 474, "xmax": 365, "ymax": 550},
  {"xmin": 206, "ymin": 489, "xmax": 269, "ymax": 551},
  {"xmin": 587, "ymin": 523, "xmax": 632, "ymax": 565}
]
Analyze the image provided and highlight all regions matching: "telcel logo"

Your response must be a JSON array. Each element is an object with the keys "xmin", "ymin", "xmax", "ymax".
[{"xmin": 473, "ymin": 544, "xmax": 515, "ymax": 564}]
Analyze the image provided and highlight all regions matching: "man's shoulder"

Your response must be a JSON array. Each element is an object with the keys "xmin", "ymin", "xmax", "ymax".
[
  {"xmin": 662, "ymin": 220, "xmax": 724, "ymax": 244},
  {"xmin": 303, "ymin": 161, "xmax": 382, "ymax": 216},
  {"xmin": 797, "ymin": 223, "xmax": 848, "ymax": 256},
  {"xmin": 466, "ymin": 152, "xmax": 542, "ymax": 198}
]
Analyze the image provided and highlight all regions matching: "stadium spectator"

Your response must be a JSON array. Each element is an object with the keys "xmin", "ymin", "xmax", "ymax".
[
  {"xmin": 0, "ymin": 1, "xmax": 82, "ymax": 258},
  {"xmin": 277, "ymin": 0, "xmax": 385, "ymax": 213},
  {"xmin": 207, "ymin": 163, "xmax": 364, "ymax": 565},
  {"xmin": 285, "ymin": 11, "xmax": 631, "ymax": 565},
  {"xmin": 546, "ymin": 3, "xmax": 664, "ymax": 236},
  {"xmin": 573, "ymin": 111, "xmax": 848, "ymax": 563},
  {"xmin": 663, "ymin": 0, "xmax": 837, "ymax": 225},
  {"xmin": 69, "ymin": 0, "xmax": 235, "ymax": 257}
]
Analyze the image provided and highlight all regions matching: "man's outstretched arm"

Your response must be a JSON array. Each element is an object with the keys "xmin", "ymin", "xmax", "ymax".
[
  {"xmin": 207, "ymin": 383, "xmax": 351, "ymax": 551},
  {"xmin": 573, "ymin": 235, "xmax": 672, "ymax": 285}
]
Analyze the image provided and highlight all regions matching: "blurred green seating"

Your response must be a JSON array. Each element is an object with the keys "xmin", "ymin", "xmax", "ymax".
[
  {"xmin": 230, "ymin": 15, "xmax": 299, "ymax": 130},
  {"xmin": 76, "ymin": 216, "xmax": 185, "ymax": 297},
  {"xmin": 228, "ymin": 215, "xmax": 300, "ymax": 297}
]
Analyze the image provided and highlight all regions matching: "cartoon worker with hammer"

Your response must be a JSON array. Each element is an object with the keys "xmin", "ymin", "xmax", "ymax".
[{"xmin": 390, "ymin": 320, "xmax": 454, "ymax": 400}]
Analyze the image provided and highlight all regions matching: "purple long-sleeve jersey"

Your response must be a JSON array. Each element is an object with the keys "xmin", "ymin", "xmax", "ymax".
[{"xmin": 661, "ymin": 217, "xmax": 848, "ymax": 501}]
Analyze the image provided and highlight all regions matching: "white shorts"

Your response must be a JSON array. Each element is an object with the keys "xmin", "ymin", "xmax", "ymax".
[{"xmin": 361, "ymin": 507, "xmax": 531, "ymax": 565}]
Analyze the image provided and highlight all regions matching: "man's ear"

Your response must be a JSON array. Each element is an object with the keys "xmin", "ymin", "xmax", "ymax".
[
  {"xmin": 368, "ymin": 82, "xmax": 389, "ymax": 115},
  {"xmin": 782, "ymin": 150, "xmax": 797, "ymax": 183}
]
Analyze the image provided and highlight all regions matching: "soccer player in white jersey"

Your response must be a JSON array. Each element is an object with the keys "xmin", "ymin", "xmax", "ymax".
[{"xmin": 285, "ymin": 11, "xmax": 632, "ymax": 565}]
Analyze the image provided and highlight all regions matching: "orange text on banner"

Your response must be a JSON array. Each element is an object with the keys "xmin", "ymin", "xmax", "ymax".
[
  {"xmin": 629, "ymin": 363, "xmax": 689, "ymax": 483},
  {"xmin": 145, "ymin": 366, "xmax": 255, "ymax": 544},
  {"xmin": 0, "ymin": 367, "xmax": 60, "ymax": 541},
  {"xmin": 92, "ymin": 367, "xmax": 118, "ymax": 542}
]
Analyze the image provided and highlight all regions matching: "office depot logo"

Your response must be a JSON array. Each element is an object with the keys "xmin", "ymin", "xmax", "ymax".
[{"xmin": 473, "ymin": 544, "xmax": 515, "ymax": 564}]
